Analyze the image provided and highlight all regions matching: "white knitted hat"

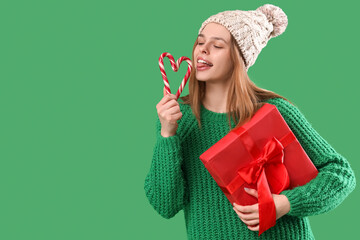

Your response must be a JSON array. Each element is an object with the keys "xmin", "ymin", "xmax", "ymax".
[{"xmin": 198, "ymin": 4, "xmax": 288, "ymax": 71}]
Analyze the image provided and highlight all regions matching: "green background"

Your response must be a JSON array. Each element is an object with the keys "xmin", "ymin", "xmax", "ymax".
[{"xmin": 1, "ymin": 0, "xmax": 359, "ymax": 239}]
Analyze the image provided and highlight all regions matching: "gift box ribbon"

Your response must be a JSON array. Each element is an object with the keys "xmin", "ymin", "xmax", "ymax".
[{"xmin": 220, "ymin": 127, "xmax": 296, "ymax": 235}]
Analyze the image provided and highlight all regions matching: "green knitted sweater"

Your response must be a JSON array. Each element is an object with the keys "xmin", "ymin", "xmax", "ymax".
[{"xmin": 144, "ymin": 97, "xmax": 356, "ymax": 240}]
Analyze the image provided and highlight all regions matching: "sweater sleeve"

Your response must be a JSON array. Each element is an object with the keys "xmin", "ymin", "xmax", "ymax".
[
  {"xmin": 143, "ymin": 108, "xmax": 189, "ymax": 219},
  {"xmin": 267, "ymin": 98, "xmax": 356, "ymax": 218}
]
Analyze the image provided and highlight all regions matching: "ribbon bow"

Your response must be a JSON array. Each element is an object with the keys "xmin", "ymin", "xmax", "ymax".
[
  {"xmin": 239, "ymin": 136, "xmax": 286, "ymax": 185},
  {"xmin": 220, "ymin": 136, "xmax": 290, "ymax": 235}
]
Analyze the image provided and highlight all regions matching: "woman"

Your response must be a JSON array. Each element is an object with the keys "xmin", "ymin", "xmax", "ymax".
[{"xmin": 144, "ymin": 4, "xmax": 355, "ymax": 239}]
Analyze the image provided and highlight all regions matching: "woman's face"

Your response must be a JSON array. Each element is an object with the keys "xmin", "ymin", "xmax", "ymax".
[{"xmin": 194, "ymin": 23, "xmax": 233, "ymax": 83}]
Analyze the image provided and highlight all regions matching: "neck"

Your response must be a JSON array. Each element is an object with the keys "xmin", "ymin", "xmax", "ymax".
[{"xmin": 202, "ymin": 80, "xmax": 231, "ymax": 113}]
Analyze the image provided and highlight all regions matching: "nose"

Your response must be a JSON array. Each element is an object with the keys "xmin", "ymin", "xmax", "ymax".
[{"xmin": 199, "ymin": 43, "xmax": 208, "ymax": 54}]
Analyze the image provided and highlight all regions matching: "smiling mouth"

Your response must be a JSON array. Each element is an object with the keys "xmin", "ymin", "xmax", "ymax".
[{"xmin": 197, "ymin": 59, "xmax": 213, "ymax": 66}]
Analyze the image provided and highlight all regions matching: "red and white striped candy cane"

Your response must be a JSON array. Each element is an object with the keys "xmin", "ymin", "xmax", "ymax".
[{"xmin": 158, "ymin": 52, "xmax": 192, "ymax": 100}]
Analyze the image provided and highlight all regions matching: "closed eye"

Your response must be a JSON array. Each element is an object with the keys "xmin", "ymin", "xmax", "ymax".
[{"xmin": 198, "ymin": 43, "xmax": 222, "ymax": 48}]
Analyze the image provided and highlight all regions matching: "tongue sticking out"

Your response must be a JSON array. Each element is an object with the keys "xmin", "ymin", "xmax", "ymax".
[{"xmin": 198, "ymin": 62, "xmax": 213, "ymax": 68}]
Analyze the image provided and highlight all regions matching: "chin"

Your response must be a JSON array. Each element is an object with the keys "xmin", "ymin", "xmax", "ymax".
[
  {"xmin": 196, "ymin": 76, "xmax": 208, "ymax": 82},
  {"xmin": 196, "ymin": 74, "xmax": 218, "ymax": 83},
  {"xmin": 196, "ymin": 72, "xmax": 211, "ymax": 81}
]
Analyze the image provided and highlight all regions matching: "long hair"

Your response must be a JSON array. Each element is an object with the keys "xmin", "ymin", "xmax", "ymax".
[{"xmin": 180, "ymin": 34, "xmax": 292, "ymax": 130}]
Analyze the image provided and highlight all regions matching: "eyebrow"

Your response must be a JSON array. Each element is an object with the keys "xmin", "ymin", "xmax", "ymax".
[{"xmin": 197, "ymin": 34, "xmax": 227, "ymax": 43}]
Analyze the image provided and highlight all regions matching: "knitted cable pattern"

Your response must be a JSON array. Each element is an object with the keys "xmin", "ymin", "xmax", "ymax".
[{"xmin": 198, "ymin": 4, "xmax": 288, "ymax": 71}]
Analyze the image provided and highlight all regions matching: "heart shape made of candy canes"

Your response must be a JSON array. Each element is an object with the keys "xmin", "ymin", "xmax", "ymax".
[{"xmin": 158, "ymin": 52, "xmax": 193, "ymax": 100}]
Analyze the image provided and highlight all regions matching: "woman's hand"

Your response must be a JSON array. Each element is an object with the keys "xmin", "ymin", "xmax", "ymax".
[
  {"xmin": 232, "ymin": 187, "xmax": 290, "ymax": 231},
  {"xmin": 156, "ymin": 87, "xmax": 183, "ymax": 137}
]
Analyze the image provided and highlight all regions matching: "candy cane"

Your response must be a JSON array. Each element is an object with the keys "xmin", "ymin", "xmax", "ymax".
[{"xmin": 158, "ymin": 52, "xmax": 192, "ymax": 100}]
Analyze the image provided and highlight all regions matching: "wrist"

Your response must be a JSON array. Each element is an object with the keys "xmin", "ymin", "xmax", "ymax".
[
  {"xmin": 161, "ymin": 129, "xmax": 176, "ymax": 138},
  {"xmin": 280, "ymin": 194, "xmax": 290, "ymax": 216},
  {"xmin": 274, "ymin": 194, "xmax": 291, "ymax": 219}
]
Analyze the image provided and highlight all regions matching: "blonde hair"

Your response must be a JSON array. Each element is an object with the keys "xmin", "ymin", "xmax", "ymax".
[{"xmin": 180, "ymin": 34, "xmax": 292, "ymax": 130}]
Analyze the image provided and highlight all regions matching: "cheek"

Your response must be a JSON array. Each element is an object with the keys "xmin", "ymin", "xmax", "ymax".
[
  {"xmin": 216, "ymin": 55, "xmax": 232, "ymax": 71},
  {"xmin": 194, "ymin": 46, "xmax": 200, "ymax": 54}
]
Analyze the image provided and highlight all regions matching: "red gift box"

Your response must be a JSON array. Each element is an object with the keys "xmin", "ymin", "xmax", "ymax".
[{"xmin": 199, "ymin": 103, "xmax": 318, "ymax": 235}]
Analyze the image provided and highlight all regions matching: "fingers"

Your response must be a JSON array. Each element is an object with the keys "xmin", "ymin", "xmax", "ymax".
[
  {"xmin": 158, "ymin": 105, "xmax": 181, "ymax": 120},
  {"xmin": 158, "ymin": 100, "xmax": 179, "ymax": 116},
  {"xmin": 171, "ymin": 112, "xmax": 183, "ymax": 121},
  {"xmin": 163, "ymin": 98, "xmax": 179, "ymax": 109},
  {"xmin": 165, "ymin": 105, "xmax": 181, "ymax": 117},
  {"xmin": 241, "ymin": 218, "xmax": 259, "ymax": 226},
  {"xmin": 157, "ymin": 92, "xmax": 177, "ymax": 110},
  {"xmin": 247, "ymin": 224, "xmax": 259, "ymax": 231},
  {"xmin": 233, "ymin": 208, "xmax": 258, "ymax": 220},
  {"xmin": 157, "ymin": 97, "xmax": 182, "ymax": 123},
  {"xmin": 233, "ymin": 202, "xmax": 260, "ymax": 232},
  {"xmin": 244, "ymin": 187, "xmax": 258, "ymax": 198},
  {"xmin": 233, "ymin": 203, "xmax": 258, "ymax": 213},
  {"xmin": 161, "ymin": 112, "xmax": 182, "ymax": 125},
  {"xmin": 158, "ymin": 88, "xmax": 180, "ymax": 114}
]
